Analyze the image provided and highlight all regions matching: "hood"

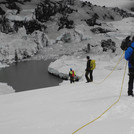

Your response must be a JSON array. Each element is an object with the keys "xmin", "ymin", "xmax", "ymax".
[{"xmin": 131, "ymin": 42, "xmax": 134, "ymax": 48}]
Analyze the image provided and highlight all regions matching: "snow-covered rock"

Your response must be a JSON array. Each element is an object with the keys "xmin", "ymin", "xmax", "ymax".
[
  {"xmin": 0, "ymin": 83, "xmax": 15, "ymax": 95},
  {"xmin": 0, "ymin": 28, "xmax": 49, "ymax": 63},
  {"xmin": 48, "ymin": 56, "xmax": 86, "ymax": 79}
]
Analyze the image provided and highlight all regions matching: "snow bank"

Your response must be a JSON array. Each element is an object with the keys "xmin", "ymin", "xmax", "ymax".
[
  {"xmin": 48, "ymin": 56, "xmax": 86, "ymax": 79},
  {"xmin": 82, "ymin": 0, "xmax": 133, "ymax": 8},
  {"xmin": 0, "ymin": 83, "xmax": 15, "ymax": 95}
]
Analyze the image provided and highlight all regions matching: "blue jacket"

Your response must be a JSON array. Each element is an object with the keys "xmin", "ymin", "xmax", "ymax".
[{"xmin": 125, "ymin": 42, "xmax": 134, "ymax": 68}]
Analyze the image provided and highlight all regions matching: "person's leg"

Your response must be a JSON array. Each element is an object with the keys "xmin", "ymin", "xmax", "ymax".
[
  {"xmin": 128, "ymin": 68, "xmax": 134, "ymax": 96},
  {"xmin": 72, "ymin": 77, "xmax": 75, "ymax": 83},
  {"xmin": 128, "ymin": 74, "xmax": 133, "ymax": 95},
  {"xmin": 85, "ymin": 71, "xmax": 90, "ymax": 82},
  {"xmin": 90, "ymin": 70, "xmax": 93, "ymax": 82},
  {"xmin": 70, "ymin": 76, "xmax": 73, "ymax": 83}
]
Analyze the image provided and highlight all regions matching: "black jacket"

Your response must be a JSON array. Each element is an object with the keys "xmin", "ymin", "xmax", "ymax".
[{"xmin": 86, "ymin": 59, "xmax": 91, "ymax": 71}]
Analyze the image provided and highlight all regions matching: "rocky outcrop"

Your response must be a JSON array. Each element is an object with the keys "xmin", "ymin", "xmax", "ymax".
[
  {"xmin": 91, "ymin": 27, "xmax": 113, "ymax": 34},
  {"xmin": 0, "ymin": 29, "xmax": 49, "ymax": 63},
  {"xmin": 35, "ymin": 0, "xmax": 75, "ymax": 22},
  {"xmin": 0, "ymin": 0, "xmax": 133, "ymax": 64},
  {"xmin": 101, "ymin": 39, "xmax": 116, "ymax": 53},
  {"xmin": 58, "ymin": 16, "xmax": 74, "ymax": 31},
  {"xmin": 0, "ymin": 0, "xmax": 133, "ymax": 34},
  {"xmin": 112, "ymin": 7, "xmax": 134, "ymax": 18}
]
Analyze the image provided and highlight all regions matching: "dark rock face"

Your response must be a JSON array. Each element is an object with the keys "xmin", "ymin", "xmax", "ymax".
[
  {"xmin": 0, "ymin": 7, "xmax": 5, "ymax": 15},
  {"xmin": 0, "ymin": 16, "xmax": 14, "ymax": 33},
  {"xmin": 35, "ymin": 0, "xmax": 75, "ymax": 23},
  {"xmin": 81, "ymin": 1, "xmax": 92, "ymax": 8},
  {"xmin": 23, "ymin": 20, "xmax": 47, "ymax": 34},
  {"xmin": 101, "ymin": 39, "xmax": 116, "ymax": 53},
  {"xmin": 5, "ymin": 2, "xmax": 20, "ymax": 13},
  {"xmin": 0, "ymin": 0, "xmax": 133, "ymax": 34},
  {"xmin": 85, "ymin": 13, "xmax": 101, "ymax": 26},
  {"xmin": 112, "ymin": 7, "xmax": 134, "ymax": 18},
  {"xmin": 0, "ymin": 18, "xmax": 46, "ymax": 34},
  {"xmin": 58, "ymin": 16, "xmax": 74, "ymax": 31},
  {"xmin": 91, "ymin": 27, "xmax": 112, "ymax": 34},
  {"xmin": 131, "ymin": 7, "xmax": 134, "ymax": 12}
]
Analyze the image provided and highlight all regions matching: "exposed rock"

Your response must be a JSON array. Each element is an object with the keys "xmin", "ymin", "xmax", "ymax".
[
  {"xmin": 101, "ymin": 39, "xmax": 116, "ymax": 53},
  {"xmin": 23, "ymin": 20, "xmax": 47, "ymax": 34},
  {"xmin": 5, "ymin": 2, "xmax": 20, "ymax": 13},
  {"xmin": 81, "ymin": 1, "xmax": 92, "ymax": 8},
  {"xmin": 112, "ymin": 7, "xmax": 134, "ymax": 18},
  {"xmin": 0, "ymin": 0, "xmax": 133, "ymax": 64},
  {"xmin": 58, "ymin": 16, "xmax": 74, "ymax": 31},
  {"xmin": 55, "ymin": 29, "xmax": 85, "ymax": 44},
  {"xmin": 0, "ymin": 17, "xmax": 46, "ymax": 34},
  {"xmin": 35, "ymin": 0, "xmax": 75, "ymax": 22},
  {"xmin": 131, "ymin": 7, "xmax": 134, "ymax": 12},
  {"xmin": 85, "ymin": 13, "xmax": 101, "ymax": 26},
  {"xmin": 0, "ymin": 7, "xmax": 5, "ymax": 15},
  {"xmin": 91, "ymin": 27, "xmax": 112, "ymax": 34}
]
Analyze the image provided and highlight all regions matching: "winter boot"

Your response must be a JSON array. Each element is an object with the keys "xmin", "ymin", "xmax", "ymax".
[{"xmin": 128, "ymin": 90, "xmax": 133, "ymax": 96}]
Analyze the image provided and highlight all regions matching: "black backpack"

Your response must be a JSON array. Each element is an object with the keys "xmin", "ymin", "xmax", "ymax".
[
  {"xmin": 129, "ymin": 46, "xmax": 134, "ymax": 66},
  {"xmin": 120, "ymin": 36, "xmax": 131, "ymax": 50}
]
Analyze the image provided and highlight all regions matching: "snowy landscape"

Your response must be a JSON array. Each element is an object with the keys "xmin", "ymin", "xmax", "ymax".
[{"xmin": 0, "ymin": 0, "xmax": 134, "ymax": 134}]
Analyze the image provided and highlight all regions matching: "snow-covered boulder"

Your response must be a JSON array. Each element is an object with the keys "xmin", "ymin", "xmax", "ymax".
[
  {"xmin": 0, "ymin": 83, "xmax": 15, "ymax": 95},
  {"xmin": 48, "ymin": 56, "xmax": 86, "ymax": 80}
]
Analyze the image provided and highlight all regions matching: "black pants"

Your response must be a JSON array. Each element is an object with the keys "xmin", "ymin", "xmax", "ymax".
[
  {"xmin": 70, "ymin": 76, "xmax": 74, "ymax": 83},
  {"xmin": 128, "ymin": 68, "xmax": 134, "ymax": 95},
  {"xmin": 85, "ymin": 70, "xmax": 93, "ymax": 82}
]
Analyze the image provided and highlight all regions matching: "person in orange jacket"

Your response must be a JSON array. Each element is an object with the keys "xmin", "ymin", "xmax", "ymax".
[{"xmin": 69, "ymin": 68, "xmax": 76, "ymax": 83}]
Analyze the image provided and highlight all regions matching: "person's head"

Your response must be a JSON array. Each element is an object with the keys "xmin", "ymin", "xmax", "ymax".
[
  {"xmin": 87, "ymin": 56, "xmax": 90, "ymax": 60},
  {"xmin": 70, "ymin": 68, "xmax": 72, "ymax": 71},
  {"xmin": 126, "ymin": 36, "xmax": 131, "ymax": 41}
]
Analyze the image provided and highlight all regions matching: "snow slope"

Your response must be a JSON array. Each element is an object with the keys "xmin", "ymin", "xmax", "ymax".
[
  {"xmin": 0, "ymin": 0, "xmax": 134, "ymax": 133},
  {"xmin": 82, "ymin": 0, "xmax": 134, "ymax": 9},
  {"xmin": 0, "ymin": 57, "xmax": 133, "ymax": 134}
]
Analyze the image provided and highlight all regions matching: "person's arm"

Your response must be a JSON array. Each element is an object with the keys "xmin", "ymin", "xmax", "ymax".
[
  {"xmin": 125, "ymin": 47, "xmax": 133, "ymax": 61},
  {"xmin": 74, "ymin": 71, "xmax": 76, "ymax": 76}
]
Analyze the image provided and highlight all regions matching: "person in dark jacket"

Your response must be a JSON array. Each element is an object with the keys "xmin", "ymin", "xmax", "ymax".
[
  {"xmin": 125, "ymin": 36, "xmax": 134, "ymax": 96},
  {"xmin": 85, "ymin": 56, "xmax": 93, "ymax": 83}
]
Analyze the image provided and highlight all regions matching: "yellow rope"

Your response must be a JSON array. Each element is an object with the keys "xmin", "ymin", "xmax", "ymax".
[
  {"xmin": 93, "ymin": 51, "xmax": 125, "ymax": 84},
  {"xmin": 72, "ymin": 60, "xmax": 127, "ymax": 134}
]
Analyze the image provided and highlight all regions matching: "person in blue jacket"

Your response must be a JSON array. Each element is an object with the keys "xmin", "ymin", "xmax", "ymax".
[{"xmin": 125, "ymin": 36, "xmax": 134, "ymax": 96}]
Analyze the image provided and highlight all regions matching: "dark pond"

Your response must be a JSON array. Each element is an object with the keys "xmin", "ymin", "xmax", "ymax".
[{"xmin": 0, "ymin": 60, "xmax": 62, "ymax": 92}]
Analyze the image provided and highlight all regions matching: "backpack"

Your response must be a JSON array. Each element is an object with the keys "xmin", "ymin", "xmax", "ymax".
[
  {"xmin": 120, "ymin": 36, "xmax": 131, "ymax": 50},
  {"xmin": 90, "ymin": 60, "xmax": 96, "ymax": 70},
  {"xmin": 129, "ymin": 47, "xmax": 134, "ymax": 66}
]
